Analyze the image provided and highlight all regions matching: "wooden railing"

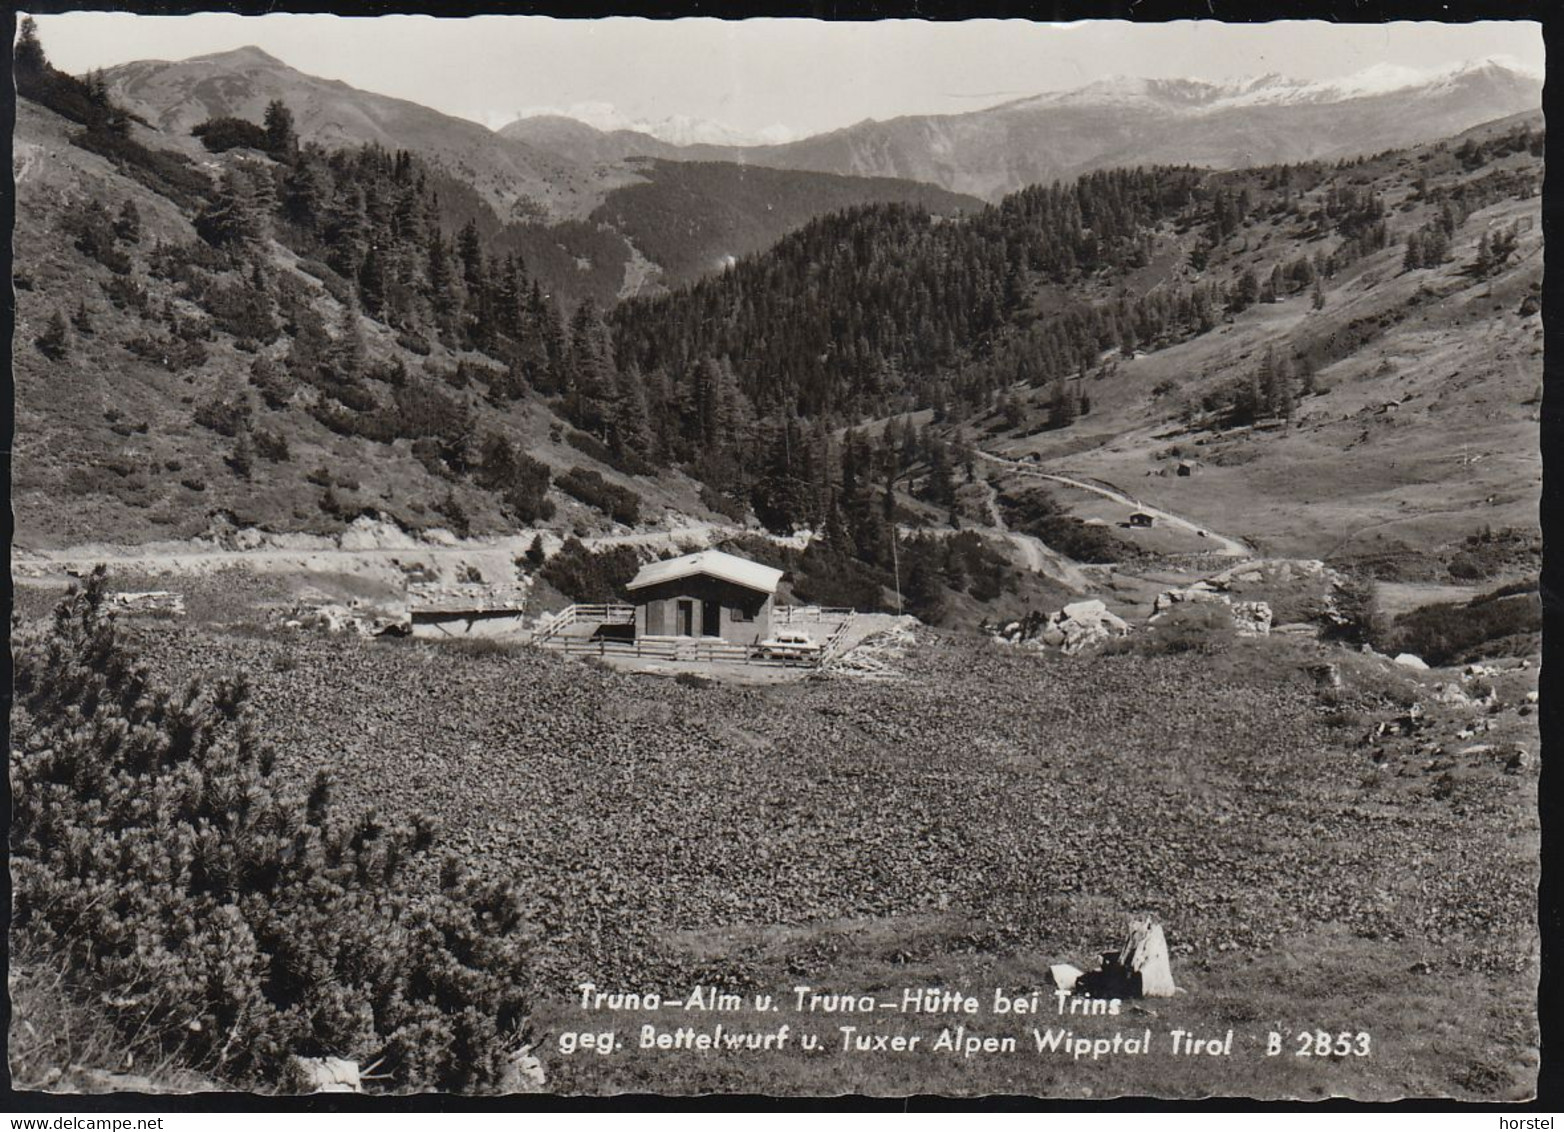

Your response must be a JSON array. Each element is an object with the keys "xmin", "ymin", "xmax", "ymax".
[
  {"xmin": 546, "ymin": 636, "xmax": 815, "ymax": 667},
  {"xmin": 531, "ymin": 602, "xmax": 635, "ymax": 644},
  {"xmin": 818, "ymin": 612, "xmax": 857, "ymax": 659},
  {"xmin": 534, "ymin": 603, "xmax": 857, "ymax": 668},
  {"xmin": 776, "ymin": 605, "xmax": 854, "ymax": 624}
]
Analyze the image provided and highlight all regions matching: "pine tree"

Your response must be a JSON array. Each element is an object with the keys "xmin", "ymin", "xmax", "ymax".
[
  {"xmin": 567, "ymin": 300, "xmax": 617, "ymax": 437},
  {"xmin": 113, "ymin": 199, "xmax": 142, "ymax": 244},
  {"xmin": 609, "ymin": 364, "xmax": 652, "ymax": 463},
  {"xmin": 195, "ymin": 170, "xmax": 263, "ymax": 249},
  {"xmin": 15, "ymin": 17, "xmax": 46, "ymax": 78},
  {"xmin": 1475, "ymin": 231, "xmax": 1494, "ymax": 277},
  {"xmin": 1402, "ymin": 232, "xmax": 1423, "ymax": 272},
  {"xmin": 284, "ymin": 156, "xmax": 331, "ymax": 233},
  {"xmin": 35, "ymin": 309, "xmax": 69, "ymax": 360},
  {"xmin": 1047, "ymin": 377, "xmax": 1077, "ymax": 429},
  {"xmin": 333, "ymin": 299, "xmax": 367, "ymax": 381},
  {"xmin": 262, "ymin": 100, "xmax": 298, "ymax": 160},
  {"xmin": 227, "ymin": 429, "xmax": 255, "ymax": 480}
]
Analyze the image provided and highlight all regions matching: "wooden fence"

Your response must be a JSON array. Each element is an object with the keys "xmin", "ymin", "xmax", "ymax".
[
  {"xmin": 532, "ymin": 602, "xmax": 857, "ymax": 668},
  {"xmin": 545, "ymin": 635, "xmax": 817, "ymax": 668},
  {"xmin": 531, "ymin": 602, "xmax": 635, "ymax": 644}
]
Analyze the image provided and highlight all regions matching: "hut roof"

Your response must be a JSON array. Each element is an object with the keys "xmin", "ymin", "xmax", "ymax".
[{"xmin": 626, "ymin": 549, "xmax": 783, "ymax": 595}]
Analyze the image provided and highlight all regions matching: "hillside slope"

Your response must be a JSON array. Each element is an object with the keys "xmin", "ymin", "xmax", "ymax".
[
  {"xmin": 99, "ymin": 47, "xmax": 990, "ymax": 305},
  {"xmin": 507, "ymin": 60, "xmax": 1542, "ymax": 203},
  {"xmin": 969, "ymin": 120, "xmax": 1543, "ymax": 569},
  {"xmin": 102, "ymin": 46, "xmax": 617, "ymax": 224},
  {"xmin": 10, "ymin": 96, "xmax": 719, "ymax": 548}
]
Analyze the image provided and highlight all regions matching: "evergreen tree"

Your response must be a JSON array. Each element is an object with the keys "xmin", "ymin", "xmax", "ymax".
[
  {"xmin": 567, "ymin": 299, "xmax": 617, "ymax": 437},
  {"xmin": 284, "ymin": 155, "xmax": 331, "ymax": 233},
  {"xmin": 113, "ymin": 199, "xmax": 142, "ymax": 244},
  {"xmin": 35, "ymin": 309, "xmax": 69, "ymax": 360},
  {"xmin": 1403, "ymin": 232, "xmax": 1423, "ymax": 272},
  {"xmin": 15, "ymin": 17, "xmax": 46, "ymax": 78},
  {"xmin": 609, "ymin": 363, "xmax": 652, "ymax": 463},
  {"xmin": 1047, "ymin": 377, "xmax": 1078, "ymax": 429},
  {"xmin": 262, "ymin": 99, "xmax": 299, "ymax": 162},
  {"xmin": 195, "ymin": 170, "xmax": 264, "ymax": 249}
]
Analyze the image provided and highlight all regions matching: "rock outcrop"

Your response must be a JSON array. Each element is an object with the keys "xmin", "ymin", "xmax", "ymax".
[{"xmin": 993, "ymin": 599, "xmax": 1129, "ymax": 654}]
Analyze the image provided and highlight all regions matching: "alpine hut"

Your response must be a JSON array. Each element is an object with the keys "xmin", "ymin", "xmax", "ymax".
[{"xmin": 626, "ymin": 549, "xmax": 783, "ymax": 646}]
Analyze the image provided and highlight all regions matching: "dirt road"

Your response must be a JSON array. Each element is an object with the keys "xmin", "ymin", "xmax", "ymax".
[
  {"xmin": 976, "ymin": 452, "xmax": 1253, "ymax": 558},
  {"xmin": 978, "ymin": 479, "xmax": 1091, "ymax": 590},
  {"xmin": 11, "ymin": 521, "xmax": 779, "ymax": 586}
]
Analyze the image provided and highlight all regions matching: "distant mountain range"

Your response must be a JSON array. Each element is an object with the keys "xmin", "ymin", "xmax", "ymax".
[
  {"xmin": 98, "ymin": 46, "xmax": 1542, "ymax": 301},
  {"xmin": 503, "ymin": 58, "xmax": 1543, "ymax": 201},
  {"xmin": 101, "ymin": 45, "xmax": 629, "ymax": 223},
  {"xmin": 98, "ymin": 46, "xmax": 981, "ymax": 303}
]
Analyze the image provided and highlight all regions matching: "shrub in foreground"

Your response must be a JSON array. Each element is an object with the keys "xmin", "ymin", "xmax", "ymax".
[
  {"xmin": 1381, "ymin": 587, "xmax": 1540, "ymax": 666},
  {"xmin": 9, "ymin": 570, "xmax": 536, "ymax": 1092}
]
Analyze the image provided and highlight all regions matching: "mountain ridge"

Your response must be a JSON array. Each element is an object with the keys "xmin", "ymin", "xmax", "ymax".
[{"xmin": 502, "ymin": 57, "xmax": 1542, "ymax": 201}]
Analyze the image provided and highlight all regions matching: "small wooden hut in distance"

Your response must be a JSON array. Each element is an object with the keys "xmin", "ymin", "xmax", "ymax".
[{"xmin": 626, "ymin": 550, "xmax": 783, "ymax": 646}]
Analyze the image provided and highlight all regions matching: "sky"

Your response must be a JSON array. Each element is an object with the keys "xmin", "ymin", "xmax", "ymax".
[{"xmin": 24, "ymin": 14, "xmax": 1546, "ymax": 144}]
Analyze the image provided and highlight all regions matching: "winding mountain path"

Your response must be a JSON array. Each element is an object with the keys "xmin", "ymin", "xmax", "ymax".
[{"xmin": 975, "ymin": 451, "xmax": 1254, "ymax": 558}]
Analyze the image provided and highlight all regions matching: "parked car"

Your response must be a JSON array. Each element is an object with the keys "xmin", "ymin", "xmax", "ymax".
[{"xmin": 756, "ymin": 629, "xmax": 820, "ymax": 659}]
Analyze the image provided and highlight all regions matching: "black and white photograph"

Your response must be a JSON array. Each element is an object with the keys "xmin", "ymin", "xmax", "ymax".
[{"xmin": 7, "ymin": 8, "xmax": 1548, "ymax": 1104}]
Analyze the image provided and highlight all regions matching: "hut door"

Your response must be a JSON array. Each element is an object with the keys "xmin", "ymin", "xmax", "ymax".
[
  {"xmin": 676, "ymin": 600, "xmax": 694, "ymax": 637},
  {"xmin": 645, "ymin": 600, "xmax": 665, "ymax": 636},
  {"xmin": 701, "ymin": 600, "xmax": 721, "ymax": 638}
]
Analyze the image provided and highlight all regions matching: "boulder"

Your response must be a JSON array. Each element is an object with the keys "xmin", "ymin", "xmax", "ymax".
[
  {"xmin": 1308, "ymin": 662, "xmax": 1342, "ymax": 690},
  {"xmin": 1431, "ymin": 682, "xmax": 1471, "ymax": 706},
  {"xmin": 1120, "ymin": 918, "xmax": 1179, "ymax": 998},
  {"xmin": 1229, "ymin": 600, "xmax": 1272, "ymax": 637},
  {"xmin": 1061, "ymin": 599, "xmax": 1107, "ymax": 621},
  {"xmin": 1049, "ymin": 964, "xmax": 1085, "ymax": 992},
  {"xmin": 108, "ymin": 591, "xmax": 186, "ymax": 617},
  {"xmin": 291, "ymin": 1056, "xmax": 361, "ymax": 1094},
  {"xmin": 1075, "ymin": 917, "xmax": 1179, "ymax": 999},
  {"xmin": 1394, "ymin": 653, "xmax": 1430, "ymax": 671}
]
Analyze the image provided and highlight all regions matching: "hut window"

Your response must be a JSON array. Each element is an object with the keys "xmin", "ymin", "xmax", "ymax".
[{"xmin": 732, "ymin": 607, "xmax": 753, "ymax": 622}]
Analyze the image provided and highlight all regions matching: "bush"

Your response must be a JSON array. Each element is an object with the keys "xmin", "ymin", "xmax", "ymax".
[
  {"xmin": 102, "ymin": 274, "xmax": 154, "ymax": 319},
  {"xmin": 248, "ymin": 357, "xmax": 296, "ymax": 409},
  {"xmin": 197, "ymin": 276, "xmax": 280, "ymax": 345},
  {"xmin": 70, "ymin": 126, "xmax": 212, "ymax": 212},
  {"xmin": 997, "ymin": 487, "xmax": 1127, "ymax": 563},
  {"xmin": 252, "ymin": 429, "xmax": 291, "ymax": 463},
  {"xmin": 556, "ymin": 467, "xmax": 641, "ymax": 526},
  {"xmin": 1447, "ymin": 551, "xmax": 1485, "ymax": 581},
  {"xmin": 35, "ymin": 310, "xmax": 70, "ymax": 360},
  {"xmin": 191, "ymin": 116, "xmax": 270, "ymax": 153},
  {"xmin": 9, "ymin": 572, "xmax": 535, "ymax": 1091},
  {"xmin": 565, "ymin": 429, "xmax": 655, "ymax": 476},
  {"xmin": 793, "ymin": 544, "xmax": 889, "ymax": 612},
  {"xmin": 1382, "ymin": 588, "xmax": 1540, "ymax": 666},
  {"xmin": 700, "ymin": 483, "xmax": 748, "ymax": 523},
  {"xmin": 476, "ymin": 434, "xmax": 554, "ymax": 524},
  {"xmin": 68, "ymin": 202, "xmax": 132, "ymax": 275},
  {"xmin": 126, "ymin": 332, "xmax": 208, "ymax": 372},
  {"xmin": 194, "ymin": 394, "xmax": 251, "ymax": 438},
  {"xmin": 539, "ymin": 537, "xmax": 642, "ymax": 603},
  {"xmin": 1136, "ymin": 603, "xmax": 1237, "ymax": 655}
]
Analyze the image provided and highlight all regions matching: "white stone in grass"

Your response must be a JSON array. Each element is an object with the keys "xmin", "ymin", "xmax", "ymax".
[
  {"xmin": 292, "ymin": 1056, "xmax": 361, "ymax": 1094},
  {"xmin": 1050, "ymin": 964, "xmax": 1085, "ymax": 992}
]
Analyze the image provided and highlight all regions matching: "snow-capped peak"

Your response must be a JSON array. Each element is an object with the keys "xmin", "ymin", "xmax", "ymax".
[
  {"xmin": 1003, "ymin": 56, "xmax": 1539, "ymax": 115},
  {"xmin": 504, "ymin": 102, "xmax": 797, "ymax": 147}
]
